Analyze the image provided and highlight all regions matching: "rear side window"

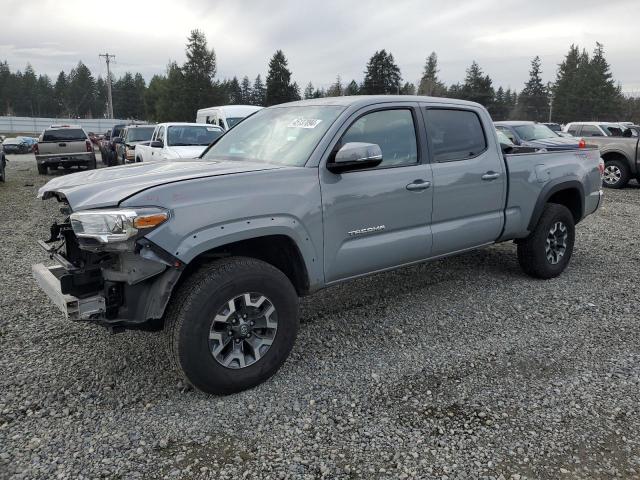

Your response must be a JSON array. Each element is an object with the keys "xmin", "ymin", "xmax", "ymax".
[
  {"xmin": 424, "ymin": 109, "xmax": 487, "ymax": 162},
  {"xmin": 340, "ymin": 109, "xmax": 418, "ymax": 168},
  {"xmin": 42, "ymin": 129, "xmax": 87, "ymax": 142},
  {"xmin": 567, "ymin": 125, "xmax": 580, "ymax": 135},
  {"xmin": 580, "ymin": 125, "xmax": 604, "ymax": 137}
]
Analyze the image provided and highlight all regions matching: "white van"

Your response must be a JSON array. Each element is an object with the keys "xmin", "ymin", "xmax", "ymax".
[{"xmin": 196, "ymin": 105, "xmax": 263, "ymax": 130}]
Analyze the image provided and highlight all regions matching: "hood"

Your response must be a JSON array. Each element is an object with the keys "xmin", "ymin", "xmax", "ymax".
[
  {"xmin": 166, "ymin": 145, "xmax": 208, "ymax": 159},
  {"xmin": 523, "ymin": 137, "xmax": 582, "ymax": 150},
  {"xmin": 38, "ymin": 159, "xmax": 284, "ymax": 210}
]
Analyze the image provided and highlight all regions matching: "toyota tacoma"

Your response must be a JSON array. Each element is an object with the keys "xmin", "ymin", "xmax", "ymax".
[{"xmin": 32, "ymin": 96, "xmax": 604, "ymax": 394}]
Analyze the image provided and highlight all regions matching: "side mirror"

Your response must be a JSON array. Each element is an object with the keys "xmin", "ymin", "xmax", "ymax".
[
  {"xmin": 327, "ymin": 142, "xmax": 383, "ymax": 174},
  {"xmin": 150, "ymin": 140, "xmax": 164, "ymax": 148},
  {"xmin": 500, "ymin": 143, "xmax": 514, "ymax": 154},
  {"xmin": 112, "ymin": 136, "xmax": 123, "ymax": 144}
]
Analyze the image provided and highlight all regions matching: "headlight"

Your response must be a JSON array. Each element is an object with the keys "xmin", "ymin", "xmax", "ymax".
[{"xmin": 70, "ymin": 207, "xmax": 169, "ymax": 245}]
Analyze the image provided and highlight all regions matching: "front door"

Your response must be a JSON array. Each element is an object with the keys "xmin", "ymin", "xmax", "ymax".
[
  {"xmin": 320, "ymin": 105, "xmax": 434, "ymax": 283},
  {"xmin": 422, "ymin": 106, "xmax": 506, "ymax": 256}
]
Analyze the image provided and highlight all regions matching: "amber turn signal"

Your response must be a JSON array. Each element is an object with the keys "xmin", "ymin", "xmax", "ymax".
[{"xmin": 133, "ymin": 213, "xmax": 169, "ymax": 229}]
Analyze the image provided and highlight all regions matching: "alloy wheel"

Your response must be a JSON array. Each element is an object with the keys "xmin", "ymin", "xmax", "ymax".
[{"xmin": 545, "ymin": 221, "xmax": 568, "ymax": 265}]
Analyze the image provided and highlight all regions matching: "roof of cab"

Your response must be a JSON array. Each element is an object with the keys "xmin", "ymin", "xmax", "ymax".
[{"xmin": 276, "ymin": 95, "xmax": 484, "ymax": 110}]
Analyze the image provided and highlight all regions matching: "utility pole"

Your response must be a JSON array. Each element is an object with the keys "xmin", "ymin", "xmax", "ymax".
[
  {"xmin": 548, "ymin": 95, "xmax": 553, "ymax": 123},
  {"xmin": 99, "ymin": 53, "xmax": 116, "ymax": 118}
]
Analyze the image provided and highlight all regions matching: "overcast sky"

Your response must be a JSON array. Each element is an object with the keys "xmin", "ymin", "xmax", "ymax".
[{"xmin": 0, "ymin": 0, "xmax": 638, "ymax": 93}]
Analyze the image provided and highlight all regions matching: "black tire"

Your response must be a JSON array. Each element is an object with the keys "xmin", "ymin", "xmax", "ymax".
[
  {"xmin": 517, "ymin": 203, "xmax": 575, "ymax": 279},
  {"xmin": 86, "ymin": 158, "xmax": 97, "ymax": 170},
  {"xmin": 602, "ymin": 159, "xmax": 630, "ymax": 189},
  {"xmin": 37, "ymin": 163, "xmax": 48, "ymax": 175},
  {"xmin": 164, "ymin": 257, "xmax": 299, "ymax": 395}
]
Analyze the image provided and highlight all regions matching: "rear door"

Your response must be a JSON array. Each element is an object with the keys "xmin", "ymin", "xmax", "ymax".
[
  {"xmin": 422, "ymin": 105, "xmax": 506, "ymax": 256},
  {"xmin": 320, "ymin": 103, "xmax": 434, "ymax": 282}
]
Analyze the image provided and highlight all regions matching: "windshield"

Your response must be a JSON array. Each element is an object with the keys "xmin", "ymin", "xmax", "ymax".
[
  {"xmin": 126, "ymin": 127, "xmax": 155, "ymax": 142},
  {"xmin": 167, "ymin": 125, "xmax": 222, "ymax": 146},
  {"xmin": 202, "ymin": 106, "xmax": 343, "ymax": 166},
  {"xmin": 513, "ymin": 124, "xmax": 558, "ymax": 141}
]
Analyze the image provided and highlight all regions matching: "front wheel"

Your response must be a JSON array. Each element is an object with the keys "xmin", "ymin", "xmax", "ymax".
[
  {"xmin": 517, "ymin": 203, "xmax": 575, "ymax": 279},
  {"xmin": 164, "ymin": 257, "xmax": 299, "ymax": 395}
]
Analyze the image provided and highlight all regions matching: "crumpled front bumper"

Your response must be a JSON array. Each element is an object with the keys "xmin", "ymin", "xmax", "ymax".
[{"xmin": 32, "ymin": 263, "xmax": 106, "ymax": 321}]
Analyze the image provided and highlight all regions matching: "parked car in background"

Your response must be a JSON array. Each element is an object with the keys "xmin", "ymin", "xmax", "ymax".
[
  {"xmin": 134, "ymin": 123, "xmax": 223, "ymax": 162},
  {"xmin": 99, "ymin": 130, "xmax": 111, "ymax": 161},
  {"xmin": 564, "ymin": 122, "xmax": 628, "ymax": 138},
  {"xmin": 18, "ymin": 136, "xmax": 38, "ymax": 152},
  {"xmin": 115, "ymin": 125, "xmax": 156, "ymax": 163},
  {"xmin": 0, "ymin": 149, "xmax": 6, "ymax": 182},
  {"xmin": 2, "ymin": 137, "xmax": 30, "ymax": 154},
  {"xmin": 34, "ymin": 96, "xmax": 603, "ymax": 394},
  {"xmin": 35, "ymin": 125, "xmax": 96, "ymax": 174},
  {"xmin": 103, "ymin": 124, "xmax": 126, "ymax": 166},
  {"xmin": 196, "ymin": 105, "xmax": 263, "ymax": 130},
  {"xmin": 494, "ymin": 121, "xmax": 584, "ymax": 150},
  {"xmin": 577, "ymin": 124, "xmax": 640, "ymax": 188},
  {"xmin": 541, "ymin": 123, "xmax": 573, "ymax": 138}
]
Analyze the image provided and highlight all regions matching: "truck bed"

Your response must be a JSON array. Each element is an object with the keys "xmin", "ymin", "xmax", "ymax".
[{"xmin": 500, "ymin": 147, "xmax": 602, "ymax": 240}]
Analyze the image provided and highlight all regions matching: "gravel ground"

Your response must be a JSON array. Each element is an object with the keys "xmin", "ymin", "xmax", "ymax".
[{"xmin": 1, "ymin": 154, "xmax": 639, "ymax": 480}]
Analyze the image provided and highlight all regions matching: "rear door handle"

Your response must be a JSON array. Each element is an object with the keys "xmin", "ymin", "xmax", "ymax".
[
  {"xmin": 406, "ymin": 180, "xmax": 431, "ymax": 191},
  {"xmin": 481, "ymin": 171, "xmax": 500, "ymax": 181}
]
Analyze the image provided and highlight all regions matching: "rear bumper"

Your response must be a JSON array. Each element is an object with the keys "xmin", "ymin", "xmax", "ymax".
[
  {"xmin": 36, "ymin": 153, "xmax": 95, "ymax": 165},
  {"xmin": 32, "ymin": 264, "xmax": 106, "ymax": 321}
]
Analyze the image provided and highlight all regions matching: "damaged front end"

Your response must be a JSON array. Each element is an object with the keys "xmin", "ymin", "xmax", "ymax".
[{"xmin": 32, "ymin": 197, "xmax": 183, "ymax": 329}]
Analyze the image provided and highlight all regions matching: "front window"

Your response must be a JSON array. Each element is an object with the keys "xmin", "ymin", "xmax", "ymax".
[
  {"xmin": 126, "ymin": 127, "xmax": 155, "ymax": 142},
  {"xmin": 167, "ymin": 126, "xmax": 222, "ymax": 146},
  {"xmin": 513, "ymin": 124, "xmax": 558, "ymax": 141},
  {"xmin": 202, "ymin": 106, "xmax": 343, "ymax": 166}
]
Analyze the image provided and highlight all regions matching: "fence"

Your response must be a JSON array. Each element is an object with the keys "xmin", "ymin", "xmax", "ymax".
[{"xmin": 0, "ymin": 116, "xmax": 131, "ymax": 135}]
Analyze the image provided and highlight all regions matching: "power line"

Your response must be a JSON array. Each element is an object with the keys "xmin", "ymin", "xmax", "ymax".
[{"xmin": 99, "ymin": 53, "xmax": 116, "ymax": 118}]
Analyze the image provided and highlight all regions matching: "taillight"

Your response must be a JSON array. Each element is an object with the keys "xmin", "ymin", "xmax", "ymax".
[
  {"xmin": 33, "ymin": 143, "xmax": 39, "ymax": 155},
  {"xmin": 86, "ymin": 140, "xmax": 92, "ymax": 152},
  {"xmin": 578, "ymin": 138, "xmax": 586, "ymax": 148},
  {"xmin": 598, "ymin": 159, "xmax": 605, "ymax": 177}
]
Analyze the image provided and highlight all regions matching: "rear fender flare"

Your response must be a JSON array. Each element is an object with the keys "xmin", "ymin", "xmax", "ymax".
[{"xmin": 527, "ymin": 180, "xmax": 585, "ymax": 232}]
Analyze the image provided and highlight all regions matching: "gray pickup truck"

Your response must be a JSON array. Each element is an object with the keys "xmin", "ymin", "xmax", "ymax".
[
  {"xmin": 577, "ymin": 125, "xmax": 639, "ymax": 189},
  {"xmin": 33, "ymin": 96, "xmax": 603, "ymax": 394},
  {"xmin": 36, "ymin": 125, "xmax": 97, "ymax": 174}
]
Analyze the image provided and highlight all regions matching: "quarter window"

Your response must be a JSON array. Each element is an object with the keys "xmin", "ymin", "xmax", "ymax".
[
  {"xmin": 424, "ymin": 109, "xmax": 487, "ymax": 162},
  {"xmin": 340, "ymin": 109, "xmax": 418, "ymax": 168}
]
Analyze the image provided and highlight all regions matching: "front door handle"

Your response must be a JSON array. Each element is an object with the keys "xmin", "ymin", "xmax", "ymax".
[
  {"xmin": 482, "ymin": 171, "xmax": 500, "ymax": 181},
  {"xmin": 406, "ymin": 180, "xmax": 431, "ymax": 191}
]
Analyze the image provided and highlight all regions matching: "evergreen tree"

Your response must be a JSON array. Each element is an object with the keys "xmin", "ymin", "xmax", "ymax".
[
  {"xmin": 345, "ymin": 80, "xmax": 359, "ymax": 96},
  {"xmin": 418, "ymin": 52, "xmax": 447, "ymax": 96},
  {"xmin": 290, "ymin": 81, "xmax": 301, "ymax": 101},
  {"xmin": 552, "ymin": 45, "xmax": 581, "ymax": 123},
  {"xmin": 94, "ymin": 77, "xmax": 107, "ymax": 118},
  {"xmin": 326, "ymin": 75, "xmax": 343, "ymax": 97},
  {"xmin": 228, "ymin": 76, "xmax": 243, "ymax": 104},
  {"xmin": 447, "ymin": 83, "xmax": 463, "ymax": 99},
  {"xmin": 240, "ymin": 76, "xmax": 252, "ymax": 104},
  {"xmin": 517, "ymin": 56, "xmax": 549, "ymax": 121},
  {"xmin": 54, "ymin": 71, "xmax": 69, "ymax": 117},
  {"xmin": 182, "ymin": 29, "xmax": 217, "ymax": 119},
  {"xmin": 145, "ymin": 74, "xmax": 167, "ymax": 121},
  {"xmin": 589, "ymin": 42, "xmax": 623, "ymax": 119},
  {"xmin": 459, "ymin": 61, "xmax": 494, "ymax": 110},
  {"xmin": 361, "ymin": 50, "xmax": 401, "ymax": 95},
  {"xmin": 157, "ymin": 62, "xmax": 190, "ymax": 121},
  {"xmin": 400, "ymin": 82, "xmax": 416, "ymax": 95},
  {"xmin": 67, "ymin": 61, "xmax": 96, "ymax": 117},
  {"xmin": 35, "ymin": 74, "xmax": 56, "ymax": 117},
  {"xmin": 303, "ymin": 82, "xmax": 315, "ymax": 99},
  {"xmin": 251, "ymin": 74, "xmax": 266, "ymax": 106},
  {"xmin": 265, "ymin": 50, "xmax": 297, "ymax": 106}
]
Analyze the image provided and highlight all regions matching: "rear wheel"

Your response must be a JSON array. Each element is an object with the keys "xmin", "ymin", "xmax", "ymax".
[
  {"xmin": 517, "ymin": 203, "xmax": 575, "ymax": 279},
  {"xmin": 602, "ymin": 159, "xmax": 630, "ymax": 189},
  {"xmin": 164, "ymin": 257, "xmax": 299, "ymax": 395},
  {"xmin": 86, "ymin": 158, "xmax": 97, "ymax": 170},
  {"xmin": 37, "ymin": 163, "xmax": 48, "ymax": 175}
]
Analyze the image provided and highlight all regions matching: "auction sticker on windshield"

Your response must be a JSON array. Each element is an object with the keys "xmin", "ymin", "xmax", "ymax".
[{"xmin": 288, "ymin": 118, "xmax": 322, "ymax": 129}]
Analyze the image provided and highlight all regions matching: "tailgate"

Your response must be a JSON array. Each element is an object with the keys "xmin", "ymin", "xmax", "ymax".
[{"xmin": 39, "ymin": 140, "xmax": 88, "ymax": 155}]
